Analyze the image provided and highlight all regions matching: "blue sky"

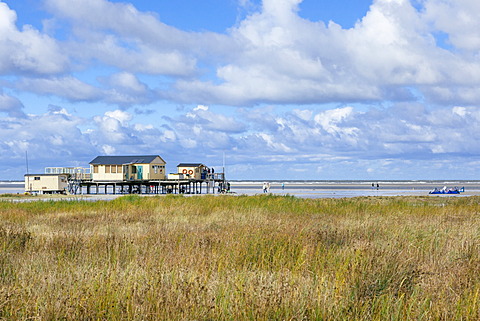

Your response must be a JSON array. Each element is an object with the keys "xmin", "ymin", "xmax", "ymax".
[{"xmin": 1, "ymin": 0, "xmax": 480, "ymax": 180}]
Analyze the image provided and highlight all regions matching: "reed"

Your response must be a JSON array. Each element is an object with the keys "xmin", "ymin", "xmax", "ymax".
[{"xmin": 1, "ymin": 194, "xmax": 480, "ymax": 320}]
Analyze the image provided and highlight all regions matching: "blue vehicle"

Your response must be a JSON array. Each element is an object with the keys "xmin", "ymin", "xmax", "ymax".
[{"xmin": 429, "ymin": 186, "xmax": 464, "ymax": 194}]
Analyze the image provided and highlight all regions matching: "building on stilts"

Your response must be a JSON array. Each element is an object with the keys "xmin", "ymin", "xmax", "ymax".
[{"xmin": 24, "ymin": 155, "xmax": 227, "ymax": 195}]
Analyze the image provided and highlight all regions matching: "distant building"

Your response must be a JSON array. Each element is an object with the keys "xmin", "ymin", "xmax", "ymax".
[
  {"xmin": 89, "ymin": 155, "xmax": 166, "ymax": 181},
  {"xmin": 24, "ymin": 174, "xmax": 69, "ymax": 194},
  {"xmin": 177, "ymin": 163, "xmax": 209, "ymax": 180}
]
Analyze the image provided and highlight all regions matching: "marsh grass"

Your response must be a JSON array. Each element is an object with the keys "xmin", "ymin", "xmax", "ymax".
[
  {"xmin": 0, "ymin": 193, "xmax": 37, "ymax": 199},
  {"xmin": 1, "ymin": 195, "xmax": 480, "ymax": 319}
]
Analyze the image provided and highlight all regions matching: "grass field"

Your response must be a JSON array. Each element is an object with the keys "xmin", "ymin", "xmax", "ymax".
[{"xmin": 1, "ymin": 194, "xmax": 480, "ymax": 320}]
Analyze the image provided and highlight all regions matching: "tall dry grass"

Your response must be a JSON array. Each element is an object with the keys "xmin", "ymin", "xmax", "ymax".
[{"xmin": 1, "ymin": 194, "xmax": 480, "ymax": 320}]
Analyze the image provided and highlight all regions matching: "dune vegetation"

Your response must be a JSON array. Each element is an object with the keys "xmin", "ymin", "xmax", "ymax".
[{"xmin": 1, "ymin": 194, "xmax": 480, "ymax": 320}]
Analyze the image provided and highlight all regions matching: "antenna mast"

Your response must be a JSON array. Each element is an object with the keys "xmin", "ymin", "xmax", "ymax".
[
  {"xmin": 25, "ymin": 151, "xmax": 29, "ymax": 175},
  {"xmin": 222, "ymin": 152, "xmax": 226, "ymax": 184}
]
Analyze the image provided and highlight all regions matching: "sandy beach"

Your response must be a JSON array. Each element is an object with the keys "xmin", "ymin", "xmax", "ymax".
[
  {"xmin": 229, "ymin": 181, "xmax": 480, "ymax": 198},
  {"xmin": 3, "ymin": 180, "xmax": 480, "ymax": 200}
]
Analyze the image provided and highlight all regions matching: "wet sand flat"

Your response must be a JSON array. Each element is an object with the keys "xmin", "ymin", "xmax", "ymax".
[
  {"xmin": 2, "ymin": 181, "xmax": 480, "ymax": 200},
  {"xmin": 229, "ymin": 181, "xmax": 480, "ymax": 198}
]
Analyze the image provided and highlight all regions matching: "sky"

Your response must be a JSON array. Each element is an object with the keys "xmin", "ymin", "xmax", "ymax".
[{"xmin": 1, "ymin": 0, "xmax": 480, "ymax": 181}]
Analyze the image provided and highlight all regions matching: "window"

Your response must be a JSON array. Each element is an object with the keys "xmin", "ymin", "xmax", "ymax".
[
  {"xmin": 152, "ymin": 165, "xmax": 164, "ymax": 174},
  {"xmin": 105, "ymin": 165, "xmax": 110, "ymax": 174},
  {"xmin": 117, "ymin": 165, "xmax": 122, "ymax": 173},
  {"xmin": 111, "ymin": 165, "xmax": 116, "ymax": 173},
  {"xmin": 93, "ymin": 166, "xmax": 98, "ymax": 174},
  {"xmin": 34, "ymin": 177, "xmax": 40, "ymax": 180}
]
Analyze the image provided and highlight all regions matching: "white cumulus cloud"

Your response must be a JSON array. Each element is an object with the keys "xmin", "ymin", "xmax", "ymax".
[{"xmin": 0, "ymin": 2, "xmax": 68, "ymax": 75}]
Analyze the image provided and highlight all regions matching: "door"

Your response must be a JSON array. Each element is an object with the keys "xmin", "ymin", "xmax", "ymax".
[{"xmin": 137, "ymin": 166, "xmax": 143, "ymax": 180}]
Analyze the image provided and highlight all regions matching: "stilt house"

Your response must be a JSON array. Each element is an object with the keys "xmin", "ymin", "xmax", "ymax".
[
  {"xmin": 177, "ymin": 163, "xmax": 209, "ymax": 180},
  {"xmin": 89, "ymin": 155, "xmax": 166, "ymax": 181}
]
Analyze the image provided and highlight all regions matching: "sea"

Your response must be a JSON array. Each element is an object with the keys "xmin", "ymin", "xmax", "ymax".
[
  {"xmin": 2, "ymin": 180, "xmax": 480, "ymax": 199},
  {"xmin": 0, "ymin": 181, "xmax": 25, "ymax": 194}
]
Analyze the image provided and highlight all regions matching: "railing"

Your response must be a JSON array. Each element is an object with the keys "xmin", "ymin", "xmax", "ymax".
[
  {"xmin": 206, "ymin": 173, "xmax": 225, "ymax": 181},
  {"xmin": 45, "ymin": 167, "xmax": 91, "ymax": 180}
]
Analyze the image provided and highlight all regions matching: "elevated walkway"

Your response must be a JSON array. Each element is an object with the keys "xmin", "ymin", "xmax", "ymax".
[
  {"xmin": 43, "ymin": 167, "xmax": 227, "ymax": 195},
  {"xmin": 75, "ymin": 174, "xmax": 226, "ymax": 195}
]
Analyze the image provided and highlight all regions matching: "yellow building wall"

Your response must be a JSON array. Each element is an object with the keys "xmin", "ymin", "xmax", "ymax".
[
  {"xmin": 143, "ymin": 164, "xmax": 166, "ymax": 180},
  {"xmin": 177, "ymin": 165, "xmax": 207, "ymax": 180},
  {"xmin": 123, "ymin": 163, "xmax": 166, "ymax": 180},
  {"xmin": 90, "ymin": 165, "xmax": 124, "ymax": 181},
  {"xmin": 91, "ymin": 156, "xmax": 166, "ymax": 181}
]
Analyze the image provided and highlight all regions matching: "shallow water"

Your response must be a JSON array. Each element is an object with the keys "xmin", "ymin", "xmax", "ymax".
[
  {"xmin": 0, "ymin": 183, "xmax": 24, "ymax": 195},
  {"xmin": 2, "ymin": 181, "xmax": 480, "ymax": 199}
]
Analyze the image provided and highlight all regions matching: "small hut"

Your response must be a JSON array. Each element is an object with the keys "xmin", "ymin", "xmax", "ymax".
[
  {"xmin": 177, "ymin": 163, "xmax": 209, "ymax": 180},
  {"xmin": 24, "ymin": 174, "xmax": 69, "ymax": 194}
]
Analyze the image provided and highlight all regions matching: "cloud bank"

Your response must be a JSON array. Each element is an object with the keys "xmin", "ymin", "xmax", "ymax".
[{"xmin": 1, "ymin": 0, "xmax": 480, "ymax": 180}]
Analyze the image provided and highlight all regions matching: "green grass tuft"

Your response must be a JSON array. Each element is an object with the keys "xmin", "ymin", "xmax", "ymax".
[{"xmin": 0, "ymin": 195, "xmax": 480, "ymax": 319}]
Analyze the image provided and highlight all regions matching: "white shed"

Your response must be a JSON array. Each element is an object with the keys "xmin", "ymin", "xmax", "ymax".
[{"xmin": 24, "ymin": 174, "xmax": 69, "ymax": 194}]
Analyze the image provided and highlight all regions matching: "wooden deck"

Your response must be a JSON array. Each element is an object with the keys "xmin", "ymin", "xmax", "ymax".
[{"xmin": 72, "ymin": 174, "xmax": 226, "ymax": 195}]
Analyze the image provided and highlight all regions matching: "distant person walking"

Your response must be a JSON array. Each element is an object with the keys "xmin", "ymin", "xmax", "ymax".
[
  {"xmin": 376, "ymin": 183, "xmax": 379, "ymax": 190},
  {"xmin": 263, "ymin": 183, "xmax": 268, "ymax": 193}
]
